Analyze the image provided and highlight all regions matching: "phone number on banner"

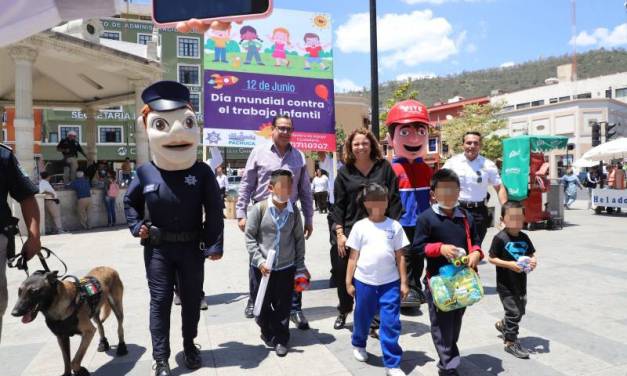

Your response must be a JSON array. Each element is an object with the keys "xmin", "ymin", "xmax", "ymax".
[{"xmin": 291, "ymin": 132, "xmax": 336, "ymax": 152}]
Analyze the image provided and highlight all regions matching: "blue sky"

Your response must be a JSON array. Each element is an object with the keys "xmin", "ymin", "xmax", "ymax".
[{"xmin": 139, "ymin": 0, "xmax": 627, "ymax": 92}]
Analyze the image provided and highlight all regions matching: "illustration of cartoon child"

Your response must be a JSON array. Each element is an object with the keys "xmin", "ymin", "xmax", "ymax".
[
  {"xmin": 268, "ymin": 27, "xmax": 291, "ymax": 68},
  {"xmin": 210, "ymin": 22, "xmax": 232, "ymax": 63},
  {"xmin": 299, "ymin": 32, "xmax": 330, "ymax": 71},
  {"xmin": 239, "ymin": 25, "xmax": 264, "ymax": 65}
]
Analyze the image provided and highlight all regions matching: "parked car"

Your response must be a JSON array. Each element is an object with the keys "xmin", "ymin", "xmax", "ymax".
[{"xmin": 227, "ymin": 175, "xmax": 241, "ymax": 197}]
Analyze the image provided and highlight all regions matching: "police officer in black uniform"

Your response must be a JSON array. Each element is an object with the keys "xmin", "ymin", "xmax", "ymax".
[
  {"xmin": 124, "ymin": 82, "xmax": 224, "ymax": 376},
  {"xmin": 0, "ymin": 143, "xmax": 41, "ymax": 341}
]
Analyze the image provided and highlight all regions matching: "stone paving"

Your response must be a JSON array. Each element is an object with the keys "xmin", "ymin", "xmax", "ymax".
[{"xmin": 1, "ymin": 199, "xmax": 626, "ymax": 376}]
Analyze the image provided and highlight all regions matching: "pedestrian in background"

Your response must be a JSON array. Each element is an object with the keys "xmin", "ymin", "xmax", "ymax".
[
  {"xmin": 585, "ymin": 168, "xmax": 599, "ymax": 210},
  {"xmin": 215, "ymin": 165, "xmax": 228, "ymax": 202},
  {"xmin": 104, "ymin": 174, "xmax": 120, "ymax": 227},
  {"xmin": 311, "ymin": 168, "xmax": 329, "ymax": 214},
  {"xmin": 331, "ymin": 128, "xmax": 402, "ymax": 330},
  {"xmin": 121, "ymin": 157, "xmax": 133, "ymax": 186},
  {"xmin": 561, "ymin": 168, "xmax": 583, "ymax": 209},
  {"xmin": 39, "ymin": 172, "xmax": 65, "ymax": 234},
  {"xmin": 56, "ymin": 130, "xmax": 86, "ymax": 183},
  {"xmin": 68, "ymin": 170, "xmax": 92, "ymax": 230}
]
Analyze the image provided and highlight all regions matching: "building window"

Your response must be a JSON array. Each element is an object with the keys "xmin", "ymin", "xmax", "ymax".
[
  {"xmin": 48, "ymin": 132, "xmax": 58, "ymax": 143},
  {"xmin": 531, "ymin": 100, "xmax": 545, "ymax": 107},
  {"xmin": 59, "ymin": 126, "xmax": 81, "ymax": 141},
  {"xmin": 559, "ymin": 96, "xmax": 571, "ymax": 102},
  {"xmin": 576, "ymin": 92, "xmax": 592, "ymax": 99},
  {"xmin": 189, "ymin": 93, "xmax": 201, "ymax": 113},
  {"xmin": 502, "ymin": 105, "xmax": 514, "ymax": 112},
  {"xmin": 428, "ymin": 138, "xmax": 438, "ymax": 153},
  {"xmin": 516, "ymin": 102, "xmax": 530, "ymax": 109},
  {"xmin": 101, "ymin": 31, "xmax": 121, "ymax": 41},
  {"xmin": 549, "ymin": 97, "xmax": 558, "ymax": 104},
  {"xmin": 137, "ymin": 33, "xmax": 152, "ymax": 45},
  {"xmin": 178, "ymin": 64, "xmax": 200, "ymax": 86},
  {"xmin": 616, "ymin": 87, "xmax": 627, "ymax": 98},
  {"xmin": 98, "ymin": 126, "xmax": 123, "ymax": 143},
  {"xmin": 177, "ymin": 37, "xmax": 200, "ymax": 58}
]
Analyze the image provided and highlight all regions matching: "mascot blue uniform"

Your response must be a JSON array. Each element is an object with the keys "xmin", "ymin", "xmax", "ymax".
[{"xmin": 124, "ymin": 81, "xmax": 224, "ymax": 376}]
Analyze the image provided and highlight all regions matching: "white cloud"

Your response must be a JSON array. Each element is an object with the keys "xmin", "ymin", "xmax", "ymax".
[
  {"xmin": 465, "ymin": 43, "xmax": 477, "ymax": 53},
  {"xmin": 570, "ymin": 23, "xmax": 627, "ymax": 47},
  {"xmin": 500, "ymin": 61, "xmax": 515, "ymax": 68},
  {"xmin": 336, "ymin": 10, "xmax": 461, "ymax": 68},
  {"xmin": 396, "ymin": 72, "xmax": 436, "ymax": 81},
  {"xmin": 334, "ymin": 78, "xmax": 362, "ymax": 93}
]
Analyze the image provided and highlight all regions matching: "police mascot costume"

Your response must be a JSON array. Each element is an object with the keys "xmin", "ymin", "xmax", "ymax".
[
  {"xmin": 124, "ymin": 81, "xmax": 224, "ymax": 376},
  {"xmin": 385, "ymin": 100, "xmax": 433, "ymax": 309}
]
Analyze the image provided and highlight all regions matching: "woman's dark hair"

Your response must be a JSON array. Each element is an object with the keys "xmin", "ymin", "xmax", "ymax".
[
  {"xmin": 501, "ymin": 200, "xmax": 524, "ymax": 217},
  {"xmin": 430, "ymin": 168, "xmax": 460, "ymax": 191},
  {"xmin": 40, "ymin": 172, "xmax": 49, "ymax": 179},
  {"xmin": 343, "ymin": 128, "xmax": 382, "ymax": 165},
  {"xmin": 357, "ymin": 182, "xmax": 388, "ymax": 206},
  {"xmin": 271, "ymin": 115, "xmax": 292, "ymax": 128},
  {"xmin": 269, "ymin": 169, "xmax": 293, "ymax": 185},
  {"xmin": 239, "ymin": 25, "xmax": 262, "ymax": 43}
]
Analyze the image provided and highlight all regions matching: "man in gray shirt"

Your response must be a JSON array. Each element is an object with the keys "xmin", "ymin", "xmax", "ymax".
[{"xmin": 237, "ymin": 115, "xmax": 314, "ymax": 329}]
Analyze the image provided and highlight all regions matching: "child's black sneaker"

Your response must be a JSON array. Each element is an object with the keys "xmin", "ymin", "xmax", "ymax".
[{"xmin": 505, "ymin": 341, "xmax": 530, "ymax": 359}]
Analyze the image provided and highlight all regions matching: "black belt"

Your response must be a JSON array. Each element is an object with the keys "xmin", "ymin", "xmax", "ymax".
[
  {"xmin": 459, "ymin": 200, "xmax": 486, "ymax": 209},
  {"xmin": 161, "ymin": 231, "xmax": 199, "ymax": 243}
]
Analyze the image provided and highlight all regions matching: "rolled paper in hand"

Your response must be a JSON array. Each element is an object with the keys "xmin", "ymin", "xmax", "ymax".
[{"xmin": 253, "ymin": 249, "xmax": 276, "ymax": 317}]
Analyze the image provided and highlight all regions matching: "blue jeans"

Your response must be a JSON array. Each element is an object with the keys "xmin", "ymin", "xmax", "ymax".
[
  {"xmin": 352, "ymin": 279, "xmax": 402, "ymax": 368},
  {"xmin": 104, "ymin": 196, "xmax": 116, "ymax": 225},
  {"xmin": 213, "ymin": 47, "xmax": 227, "ymax": 62}
]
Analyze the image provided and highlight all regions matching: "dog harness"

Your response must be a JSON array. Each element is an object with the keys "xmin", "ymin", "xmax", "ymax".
[{"xmin": 44, "ymin": 276, "xmax": 103, "ymax": 337}]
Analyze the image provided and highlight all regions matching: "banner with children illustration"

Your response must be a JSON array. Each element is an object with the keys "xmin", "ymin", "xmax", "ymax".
[{"xmin": 202, "ymin": 9, "xmax": 335, "ymax": 152}]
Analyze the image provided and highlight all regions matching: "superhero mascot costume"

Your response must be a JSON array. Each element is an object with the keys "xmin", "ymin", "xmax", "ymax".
[
  {"xmin": 124, "ymin": 81, "xmax": 224, "ymax": 376},
  {"xmin": 385, "ymin": 100, "xmax": 433, "ymax": 308}
]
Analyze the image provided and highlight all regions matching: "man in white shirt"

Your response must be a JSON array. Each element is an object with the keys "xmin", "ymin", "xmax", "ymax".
[
  {"xmin": 311, "ymin": 168, "xmax": 330, "ymax": 214},
  {"xmin": 38, "ymin": 172, "xmax": 65, "ymax": 234},
  {"xmin": 443, "ymin": 131, "xmax": 507, "ymax": 244}
]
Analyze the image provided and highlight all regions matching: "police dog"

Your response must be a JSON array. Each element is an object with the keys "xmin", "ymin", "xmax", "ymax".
[{"xmin": 11, "ymin": 267, "xmax": 127, "ymax": 376}]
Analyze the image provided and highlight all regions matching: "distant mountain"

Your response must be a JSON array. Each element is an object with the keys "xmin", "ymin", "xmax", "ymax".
[{"xmin": 354, "ymin": 48, "xmax": 627, "ymax": 108}]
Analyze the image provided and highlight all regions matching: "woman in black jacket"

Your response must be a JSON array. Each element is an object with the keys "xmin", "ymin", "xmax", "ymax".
[{"xmin": 330, "ymin": 128, "xmax": 402, "ymax": 329}]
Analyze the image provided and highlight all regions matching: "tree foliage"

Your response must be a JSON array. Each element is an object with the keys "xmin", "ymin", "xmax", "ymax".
[
  {"xmin": 335, "ymin": 126, "xmax": 346, "ymax": 154},
  {"xmin": 441, "ymin": 102, "xmax": 507, "ymax": 161},
  {"xmin": 378, "ymin": 80, "xmax": 418, "ymax": 141}
]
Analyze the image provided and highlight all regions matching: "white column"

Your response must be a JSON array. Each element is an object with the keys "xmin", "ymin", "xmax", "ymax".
[
  {"xmin": 9, "ymin": 45, "xmax": 38, "ymax": 176},
  {"xmin": 131, "ymin": 79, "xmax": 151, "ymax": 165},
  {"xmin": 83, "ymin": 106, "xmax": 97, "ymax": 163}
]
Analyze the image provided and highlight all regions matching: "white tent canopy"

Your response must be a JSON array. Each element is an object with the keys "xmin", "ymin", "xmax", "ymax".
[
  {"xmin": 572, "ymin": 158, "xmax": 598, "ymax": 168},
  {"xmin": 580, "ymin": 137, "xmax": 627, "ymax": 162}
]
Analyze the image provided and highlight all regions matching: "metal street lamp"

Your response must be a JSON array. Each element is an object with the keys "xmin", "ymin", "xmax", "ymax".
[{"xmin": 370, "ymin": 0, "xmax": 379, "ymax": 139}]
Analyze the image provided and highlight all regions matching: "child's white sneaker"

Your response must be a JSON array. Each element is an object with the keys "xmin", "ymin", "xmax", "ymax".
[
  {"xmin": 385, "ymin": 368, "xmax": 406, "ymax": 376},
  {"xmin": 352, "ymin": 346, "xmax": 368, "ymax": 362}
]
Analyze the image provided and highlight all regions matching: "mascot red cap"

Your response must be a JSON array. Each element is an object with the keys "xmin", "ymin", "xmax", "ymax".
[{"xmin": 385, "ymin": 99, "xmax": 431, "ymax": 160}]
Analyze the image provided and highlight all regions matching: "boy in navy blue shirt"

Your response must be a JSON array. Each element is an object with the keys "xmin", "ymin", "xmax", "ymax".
[
  {"xmin": 488, "ymin": 201, "xmax": 537, "ymax": 359},
  {"xmin": 412, "ymin": 169, "xmax": 483, "ymax": 376}
]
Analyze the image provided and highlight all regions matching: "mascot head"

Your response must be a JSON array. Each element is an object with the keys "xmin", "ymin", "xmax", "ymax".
[
  {"xmin": 385, "ymin": 99, "xmax": 430, "ymax": 161},
  {"xmin": 139, "ymin": 81, "xmax": 199, "ymax": 171}
]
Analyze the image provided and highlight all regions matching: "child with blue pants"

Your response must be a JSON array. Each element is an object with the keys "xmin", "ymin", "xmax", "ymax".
[{"xmin": 345, "ymin": 183, "xmax": 409, "ymax": 376}]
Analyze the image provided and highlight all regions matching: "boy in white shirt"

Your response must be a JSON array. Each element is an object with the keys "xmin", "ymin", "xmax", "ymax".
[{"xmin": 346, "ymin": 183, "xmax": 409, "ymax": 376}]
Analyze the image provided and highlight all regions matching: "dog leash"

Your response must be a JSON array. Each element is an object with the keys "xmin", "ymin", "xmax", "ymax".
[{"xmin": 8, "ymin": 246, "xmax": 68, "ymax": 277}]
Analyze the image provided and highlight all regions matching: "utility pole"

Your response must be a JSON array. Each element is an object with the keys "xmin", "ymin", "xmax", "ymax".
[{"xmin": 369, "ymin": 0, "xmax": 380, "ymax": 139}]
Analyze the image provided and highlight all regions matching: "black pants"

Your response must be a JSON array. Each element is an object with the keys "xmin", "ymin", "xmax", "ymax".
[
  {"xmin": 425, "ymin": 284, "xmax": 465, "ymax": 371},
  {"xmin": 498, "ymin": 289, "xmax": 527, "ymax": 342},
  {"xmin": 249, "ymin": 265, "xmax": 302, "ymax": 312},
  {"xmin": 252, "ymin": 266, "xmax": 296, "ymax": 345},
  {"xmin": 403, "ymin": 226, "xmax": 424, "ymax": 294},
  {"xmin": 314, "ymin": 191, "xmax": 329, "ymax": 213},
  {"xmin": 463, "ymin": 205, "xmax": 490, "ymax": 246},
  {"xmin": 144, "ymin": 244, "xmax": 204, "ymax": 360},
  {"xmin": 329, "ymin": 216, "xmax": 353, "ymax": 314}
]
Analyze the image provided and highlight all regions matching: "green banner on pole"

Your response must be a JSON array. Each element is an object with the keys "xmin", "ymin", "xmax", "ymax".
[{"xmin": 502, "ymin": 137, "xmax": 531, "ymax": 201}]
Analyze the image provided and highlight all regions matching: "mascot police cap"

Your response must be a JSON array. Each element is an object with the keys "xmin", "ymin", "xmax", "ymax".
[
  {"xmin": 142, "ymin": 81, "xmax": 190, "ymax": 112},
  {"xmin": 385, "ymin": 99, "xmax": 430, "ymax": 127}
]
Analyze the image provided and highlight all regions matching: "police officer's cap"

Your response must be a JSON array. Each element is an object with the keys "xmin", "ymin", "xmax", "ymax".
[{"xmin": 142, "ymin": 81, "xmax": 190, "ymax": 112}]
